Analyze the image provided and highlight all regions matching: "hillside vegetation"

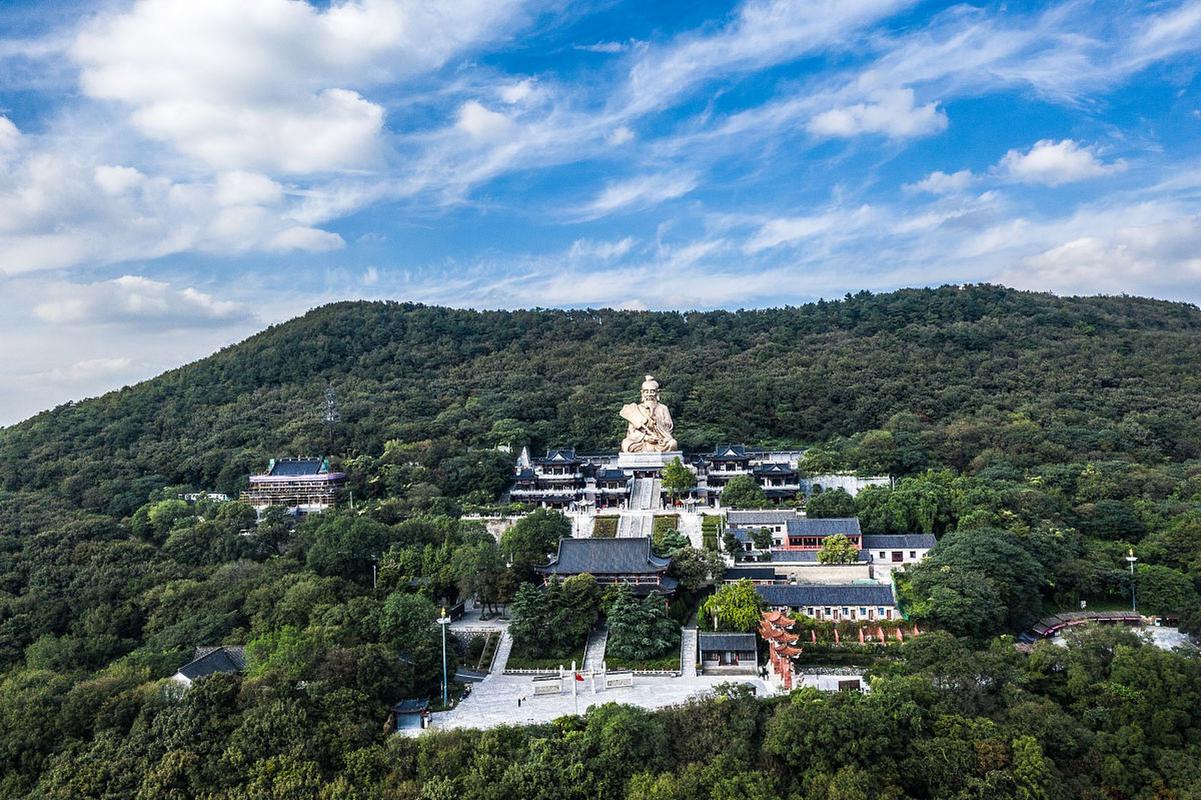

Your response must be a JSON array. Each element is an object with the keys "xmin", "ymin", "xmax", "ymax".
[
  {"xmin": 3, "ymin": 284, "xmax": 1200, "ymax": 517},
  {"xmin": 1, "ymin": 285, "xmax": 1201, "ymax": 799}
]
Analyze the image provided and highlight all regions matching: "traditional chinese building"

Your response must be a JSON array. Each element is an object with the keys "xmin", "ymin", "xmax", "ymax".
[
  {"xmin": 757, "ymin": 584, "xmax": 899, "ymax": 622},
  {"xmin": 537, "ymin": 537, "xmax": 677, "ymax": 597},
  {"xmin": 759, "ymin": 610, "xmax": 801, "ymax": 689},
  {"xmin": 510, "ymin": 448, "xmax": 586, "ymax": 509},
  {"xmin": 861, "ymin": 534, "xmax": 936, "ymax": 565},
  {"xmin": 509, "ymin": 445, "xmax": 844, "ymax": 509},
  {"xmin": 592, "ymin": 467, "xmax": 633, "ymax": 509},
  {"xmin": 779, "ymin": 517, "xmax": 863, "ymax": 551},
  {"xmin": 240, "ymin": 457, "xmax": 345, "ymax": 513},
  {"xmin": 698, "ymin": 632, "xmax": 758, "ymax": 674},
  {"xmin": 170, "ymin": 645, "xmax": 246, "ymax": 688}
]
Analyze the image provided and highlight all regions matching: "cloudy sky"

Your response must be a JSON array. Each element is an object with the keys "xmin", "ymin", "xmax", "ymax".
[{"xmin": 2, "ymin": 0, "xmax": 1201, "ymax": 425}]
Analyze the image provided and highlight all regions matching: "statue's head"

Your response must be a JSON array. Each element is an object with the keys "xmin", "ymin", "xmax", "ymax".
[{"xmin": 640, "ymin": 375, "xmax": 660, "ymax": 403}]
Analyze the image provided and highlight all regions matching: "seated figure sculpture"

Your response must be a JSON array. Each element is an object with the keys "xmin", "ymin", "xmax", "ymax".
[{"xmin": 620, "ymin": 375, "xmax": 678, "ymax": 453}]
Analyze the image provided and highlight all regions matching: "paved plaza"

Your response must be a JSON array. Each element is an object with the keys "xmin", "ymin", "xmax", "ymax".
[
  {"xmin": 1050, "ymin": 625, "xmax": 1194, "ymax": 650},
  {"xmin": 421, "ymin": 672, "xmax": 771, "ymax": 732}
]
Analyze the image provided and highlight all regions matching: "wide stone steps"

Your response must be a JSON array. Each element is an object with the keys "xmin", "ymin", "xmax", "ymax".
[
  {"xmin": 679, "ymin": 626, "xmax": 698, "ymax": 677},
  {"xmin": 490, "ymin": 631, "xmax": 513, "ymax": 674},
  {"xmin": 583, "ymin": 625, "xmax": 608, "ymax": 671}
]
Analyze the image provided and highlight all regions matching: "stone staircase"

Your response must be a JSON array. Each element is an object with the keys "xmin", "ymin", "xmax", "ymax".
[
  {"xmin": 583, "ymin": 625, "xmax": 608, "ymax": 671},
  {"xmin": 490, "ymin": 631, "xmax": 513, "ymax": 674},
  {"xmin": 618, "ymin": 478, "xmax": 658, "ymax": 538},
  {"xmin": 679, "ymin": 625, "xmax": 698, "ymax": 677}
]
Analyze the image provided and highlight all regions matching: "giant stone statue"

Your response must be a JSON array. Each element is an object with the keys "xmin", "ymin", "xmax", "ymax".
[{"xmin": 620, "ymin": 375, "xmax": 678, "ymax": 453}]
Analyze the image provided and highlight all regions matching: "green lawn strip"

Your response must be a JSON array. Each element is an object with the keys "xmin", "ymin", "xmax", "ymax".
[{"xmin": 592, "ymin": 516, "xmax": 618, "ymax": 537}]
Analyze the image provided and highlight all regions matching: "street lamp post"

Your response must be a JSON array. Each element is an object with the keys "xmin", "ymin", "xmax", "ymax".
[
  {"xmin": 1126, "ymin": 549, "xmax": 1139, "ymax": 614},
  {"xmin": 437, "ymin": 608, "xmax": 452, "ymax": 706},
  {"xmin": 713, "ymin": 605, "xmax": 721, "ymax": 632}
]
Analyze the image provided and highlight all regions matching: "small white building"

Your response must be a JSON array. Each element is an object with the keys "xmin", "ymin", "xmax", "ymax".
[{"xmin": 862, "ymin": 534, "xmax": 936, "ymax": 566}]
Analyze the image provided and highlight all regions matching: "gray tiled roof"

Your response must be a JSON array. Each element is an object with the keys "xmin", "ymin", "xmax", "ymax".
[
  {"xmin": 754, "ymin": 462, "xmax": 797, "ymax": 475},
  {"xmin": 769, "ymin": 549, "xmax": 870, "ymax": 563},
  {"xmin": 727, "ymin": 509, "xmax": 796, "ymax": 526},
  {"xmin": 698, "ymin": 632, "xmax": 758, "ymax": 652},
  {"xmin": 861, "ymin": 534, "xmax": 937, "ymax": 549},
  {"xmin": 757, "ymin": 584, "xmax": 895, "ymax": 607},
  {"xmin": 724, "ymin": 566, "xmax": 780, "ymax": 581},
  {"xmin": 539, "ymin": 537, "xmax": 670, "ymax": 575},
  {"xmin": 177, "ymin": 645, "xmax": 246, "ymax": 681},
  {"xmin": 710, "ymin": 444, "xmax": 749, "ymax": 460},
  {"xmin": 785, "ymin": 517, "xmax": 862, "ymax": 537},
  {"xmin": 535, "ymin": 448, "xmax": 579, "ymax": 464},
  {"xmin": 269, "ymin": 458, "xmax": 325, "ymax": 477}
]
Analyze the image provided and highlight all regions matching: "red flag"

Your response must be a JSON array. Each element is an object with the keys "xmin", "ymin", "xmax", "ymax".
[{"xmin": 574, "ymin": 673, "xmax": 584, "ymax": 682}]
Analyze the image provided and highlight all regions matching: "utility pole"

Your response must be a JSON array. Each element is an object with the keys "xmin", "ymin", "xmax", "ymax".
[
  {"xmin": 323, "ymin": 385, "xmax": 340, "ymax": 452},
  {"xmin": 438, "ymin": 608, "xmax": 452, "ymax": 706},
  {"xmin": 1126, "ymin": 549, "xmax": 1139, "ymax": 613}
]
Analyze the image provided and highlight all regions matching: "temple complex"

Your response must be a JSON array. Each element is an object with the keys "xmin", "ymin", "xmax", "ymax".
[
  {"xmin": 240, "ymin": 456, "xmax": 345, "ymax": 513},
  {"xmin": 537, "ymin": 536, "xmax": 678, "ymax": 597}
]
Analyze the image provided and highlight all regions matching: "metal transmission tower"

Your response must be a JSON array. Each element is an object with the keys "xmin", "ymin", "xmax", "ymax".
[{"xmin": 323, "ymin": 385, "xmax": 340, "ymax": 451}]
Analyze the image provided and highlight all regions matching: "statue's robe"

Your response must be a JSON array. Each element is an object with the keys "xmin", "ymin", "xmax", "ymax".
[{"xmin": 620, "ymin": 401, "xmax": 677, "ymax": 452}]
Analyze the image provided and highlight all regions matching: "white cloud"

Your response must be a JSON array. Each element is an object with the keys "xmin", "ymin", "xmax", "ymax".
[
  {"xmin": 33, "ymin": 274, "xmax": 252, "ymax": 326},
  {"xmin": 0, "ymin": 152, "xmax": 344, "ymax": 273},
  {"xmin": 0, "ymin": 116, "xmax": 20, "ymax": 154},
  {"xmin": 456, "ymin": 100, "xmax": 516, "ymax": 140},
  {"xmin": 906, "ymin": 169, "xmax": 974, "ymax": 194},
  {"xmin": 1005, "ymin": 214, "xmax": 1201, "ymax": 294},
  {"xmin": 568, "ymin": 237, "xmax": 636, "ymax": 260},
  {"xmin": 71, "ymin": 0, "xmax": 524, "ymax": 174},
  {"xmin": 499, "ymin": 79, "xmax": 535, "ymax": 104},
  {"xmin": 93, "ymin": 164, "xmax": 145, "ymax": 195},
  {"xmin": 268, "ymin": 226, "xmax": 345, "ymax": 253},
  {"xmin": 608, "ymin": 126, "xmax": 635, "ymax": 145},
  {"xmin": 45, "ymin": 357, "xmax": 133, "ymax": 382},
  {"xmin": 574, "ymin": 41, "xmax": 630, "ymax": 54},
  {"xmin": 808, "ymin": 88, "xmax": 947, "ymax": 138},
  {"xmin": 579, "ymin": 172, "xmax": 697, "ymax": 219},
  {"xmin": 627, "ymin": 0, "xmax": 913, "ymax": 114},
  {"xmin": 744, "ymin": 206, "xmax": 875, "ymax": 252},
  {"xmin": 998, "ymin": 139, "xmax": 1122, "ymax": 186},
  {"xmin": 215, "ymin": 171, "xmax": 285, "ymax": 207}
]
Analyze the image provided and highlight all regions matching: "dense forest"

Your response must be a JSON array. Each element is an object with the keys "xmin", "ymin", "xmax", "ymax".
[
  {"xmin": 3, "ymin": 284, "xmax": 1200, "ymax": 516},
  {"xmin": 1, "ymin": 284, "xmax": 1200, "ymax": 799}
]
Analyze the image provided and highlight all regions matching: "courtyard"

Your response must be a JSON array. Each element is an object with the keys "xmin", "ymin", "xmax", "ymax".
[{"xmin": 419, "ymin": 671, "xmax": 771, "ymax": 732}]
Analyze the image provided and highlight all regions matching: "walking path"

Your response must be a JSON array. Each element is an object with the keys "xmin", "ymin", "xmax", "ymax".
[
  {"xmin": 583, "ymin": 625, "xmax": 608, "ymax": 671},
  {"xmin": 490, "ymin": 631, "xmax": 513, "ymax": 674},
  {"xmin": 679, "ymin": 625, "xmax": 698, "ymax": 677},
  {"xmin": 618, "ymin": 478, "xmax": 658, "ymax": 537}
]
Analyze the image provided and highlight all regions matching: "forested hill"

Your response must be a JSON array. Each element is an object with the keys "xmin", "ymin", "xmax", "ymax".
[{"xmin": 3, "ymin": 284, "xmax": 1201, "ymax": 517}]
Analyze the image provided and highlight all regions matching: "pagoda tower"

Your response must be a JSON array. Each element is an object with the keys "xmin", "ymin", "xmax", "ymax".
[{"xmin": 758, "ymin": 609, "xmax": 801, "ymax": 690}]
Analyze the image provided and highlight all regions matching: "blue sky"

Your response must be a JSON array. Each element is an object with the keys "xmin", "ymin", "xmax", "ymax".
[{"xmin": 2, "ymin": 0, "xmax": 1201, "ymax": 425}]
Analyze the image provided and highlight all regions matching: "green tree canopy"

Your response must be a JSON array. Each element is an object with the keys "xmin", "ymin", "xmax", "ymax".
[
  {"xmin": 720, "ymin": 476, "xmax": 768, "ymax": 510},
  {"xmin": 817, "ymin": 533, "xmax": 860, "ymax": 564},
  {"xmin": 500, "ymin": 509, "xmax": 570, "ymax": 579},
  {"xmin": 699, "ymin": 580, "xmax": 764, "ymax": 632},
  {"xmin": 660, "ymin": 458, "xmax": 697, "ymax": 502},
  {"xmin": 806, "ymin": 488, "xmax": 856, "ymax": 518}
]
